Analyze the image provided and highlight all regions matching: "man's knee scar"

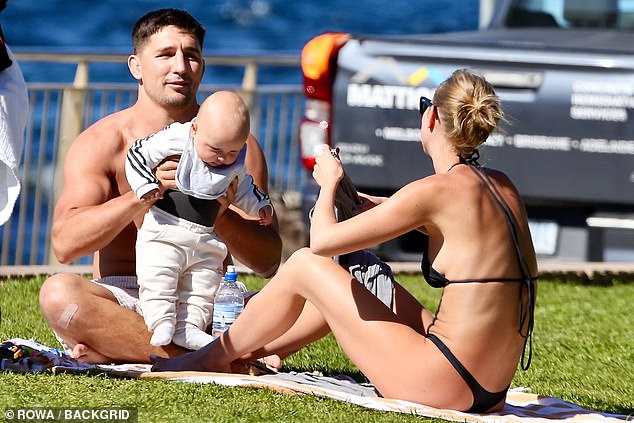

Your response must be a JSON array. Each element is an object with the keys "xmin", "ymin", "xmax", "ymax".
[{"xmin": 57, "ymin": 303, "xmax": 79, "ymax": 328}]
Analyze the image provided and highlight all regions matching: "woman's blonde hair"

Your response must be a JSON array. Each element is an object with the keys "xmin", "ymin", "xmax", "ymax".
[{"xmin": 433, "ymin": 69, "xmax": 503, "ymax": 158}]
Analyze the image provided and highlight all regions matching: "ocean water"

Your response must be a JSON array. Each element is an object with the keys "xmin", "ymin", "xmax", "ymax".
[
  {"xmin": 0, "ymin": 1, "xmax": 479, "ymax": 264},
  {"xmin": 1, "ymin": 0, "xmax": 479, "ymax": 84}
]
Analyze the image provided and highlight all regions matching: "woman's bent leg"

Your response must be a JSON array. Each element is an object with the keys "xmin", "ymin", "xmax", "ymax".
[
  {"xmin": 242, "ymin": 257, "xmax": 436, "ymax": 362},
  {"xmin": 152, "ymin": 248, "xmax": 472, "ymax": 409},
  {"xmin": 237, "ymin": 299, "xmax": 330, "ymax": 362}
]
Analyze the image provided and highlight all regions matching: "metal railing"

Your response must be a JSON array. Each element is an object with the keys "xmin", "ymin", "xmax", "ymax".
[{"xmin": 0, "ymin": 52, "xmax": 306, "ymax": 266}]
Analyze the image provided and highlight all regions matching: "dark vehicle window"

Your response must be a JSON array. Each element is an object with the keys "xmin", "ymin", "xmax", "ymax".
[{"xmin": 506, "ymin": 0, "xmax": 634, "ymax": 30}]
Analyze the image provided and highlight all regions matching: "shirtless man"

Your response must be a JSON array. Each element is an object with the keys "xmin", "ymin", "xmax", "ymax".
[{"xmin": 38, "ymin": 8, "xmax": 282, "ymax": 364}]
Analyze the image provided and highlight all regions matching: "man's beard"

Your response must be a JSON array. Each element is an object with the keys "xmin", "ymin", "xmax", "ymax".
[{"xmin": 160, "ymin": 92, "xmax": 194, "ymax": 108}]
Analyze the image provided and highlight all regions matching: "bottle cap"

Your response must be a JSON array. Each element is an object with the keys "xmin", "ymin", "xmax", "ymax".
[{"xmin": 225, "ymin": 265, "xmax": 237, "ymax": 281}]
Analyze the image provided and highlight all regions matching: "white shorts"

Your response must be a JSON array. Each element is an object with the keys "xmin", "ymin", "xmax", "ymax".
[{"xmin": 94, "ymin": 275, "xmax": 143, "ymax": 316}]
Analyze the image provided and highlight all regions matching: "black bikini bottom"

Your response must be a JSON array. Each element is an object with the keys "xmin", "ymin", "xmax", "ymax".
[{"xmin": 426, "ymin": 333, "xmax": 508, "ymax": 413}]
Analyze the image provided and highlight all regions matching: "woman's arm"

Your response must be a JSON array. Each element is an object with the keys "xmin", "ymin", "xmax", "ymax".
[
  {"xmin": 310, "ymin": 145, "xmax": 436, "ymax": 257},
  {"xmin": 309, "ymin": 146, "xmax": 343, "ymax": 249}
]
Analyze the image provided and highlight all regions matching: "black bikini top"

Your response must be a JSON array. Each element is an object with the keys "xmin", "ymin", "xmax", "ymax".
[
  {"xmin": 420, "ymin": 152, "xmax": 537, "ymax": 370},
  {"xmin": 421, "ymin": 235, "xmax": 537, "ymax": 288}
]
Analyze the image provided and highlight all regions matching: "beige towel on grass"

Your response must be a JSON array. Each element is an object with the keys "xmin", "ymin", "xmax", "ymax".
[
  {"xmin": 4, "ymin": 339, "xmax": 629, "ymax": 423},
  {"xmin": 68, "ymin": 362, "xmax": 629, "ymax": 423}
]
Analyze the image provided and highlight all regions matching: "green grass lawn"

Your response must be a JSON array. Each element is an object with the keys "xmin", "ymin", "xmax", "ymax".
[{"xmin": 1, "ymin": 274, "xmax": 633, "ymax": 422}]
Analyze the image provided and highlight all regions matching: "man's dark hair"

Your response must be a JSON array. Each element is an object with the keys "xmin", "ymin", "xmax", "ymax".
[
  {"xmin": 0, "ymin": 0, "xmax": 8, "ymax": 13},
  {"xmin": 132, "ymin": 8, "xmax": 206, "ymax": 53}
]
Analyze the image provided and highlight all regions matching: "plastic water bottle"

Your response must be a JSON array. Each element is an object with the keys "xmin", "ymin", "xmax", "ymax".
[{"xmin": 211, "ymin": 265, "xmax": 245, "ymax": 338}]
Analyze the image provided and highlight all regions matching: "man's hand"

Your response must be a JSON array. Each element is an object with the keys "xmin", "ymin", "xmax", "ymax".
[
  {"xmin": 216, "ymin": 177, "xmax": 239, "ymax": 217},
  {"xmin": 155, "ymin": 155, "xmax": 180, "ymax": 192},
  {"xmin": 140, "ymin": 188, "xmax": 161, "ymax": 205},
  {"xmin": 258, "ymin": 205, "xmax": 274, "ymax": 226}
]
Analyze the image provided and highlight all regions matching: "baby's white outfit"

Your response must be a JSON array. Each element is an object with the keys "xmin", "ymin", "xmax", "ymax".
[{"xmin": 125, "ymin": 122, "xmax": 271, "ymax": 350}]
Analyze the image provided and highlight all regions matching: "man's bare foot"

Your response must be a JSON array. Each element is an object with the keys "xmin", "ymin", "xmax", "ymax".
[{"xmin": 71, "ymin": 343, "xmax": 113, "ymax": 364}]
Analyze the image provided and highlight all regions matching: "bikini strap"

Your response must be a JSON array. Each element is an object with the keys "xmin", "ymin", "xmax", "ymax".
[{"xmin": 461, "ymin": 151, "xmax": 536, "ymax": 371}]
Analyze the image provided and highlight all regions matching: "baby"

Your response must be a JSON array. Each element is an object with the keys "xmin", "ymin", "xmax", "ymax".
[{"xmin": 125, "ymin": 91, "xmax": 273, "ymax": 350}]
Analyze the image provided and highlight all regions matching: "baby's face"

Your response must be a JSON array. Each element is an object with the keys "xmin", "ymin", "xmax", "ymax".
[{"xmin": 193, "ymin": 128, "xmax": 245, "ymax": 167}]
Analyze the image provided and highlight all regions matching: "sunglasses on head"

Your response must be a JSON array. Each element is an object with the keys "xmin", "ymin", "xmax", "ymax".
[{"xmin": 419, "ymin": 96, "xmax": 433, "ymax": 116}]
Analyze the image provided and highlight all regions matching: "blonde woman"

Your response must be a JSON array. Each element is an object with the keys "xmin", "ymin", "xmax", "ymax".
[{"xmin": 152, "ymin": 69, "xmax": 538, "ymax": 413}]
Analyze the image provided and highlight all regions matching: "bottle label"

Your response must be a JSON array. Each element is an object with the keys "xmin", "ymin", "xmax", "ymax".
[{"xmin": 212, "ymin": 304, "xmax": 244, "ymax": 330}]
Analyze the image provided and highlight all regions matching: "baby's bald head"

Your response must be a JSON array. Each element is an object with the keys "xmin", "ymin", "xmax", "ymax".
[{"xmin": 192, "ymin": 91, "xmax": 251, "ymax": 167}]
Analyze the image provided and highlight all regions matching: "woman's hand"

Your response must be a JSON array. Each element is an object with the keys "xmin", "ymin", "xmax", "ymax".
[
  {"xmin": 312, "ymin": 145, "xmax": 344, "ymax": 190},
  {"xmin": 355, "ymin": 191, "xmax": 387, "ymax": 214}
]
